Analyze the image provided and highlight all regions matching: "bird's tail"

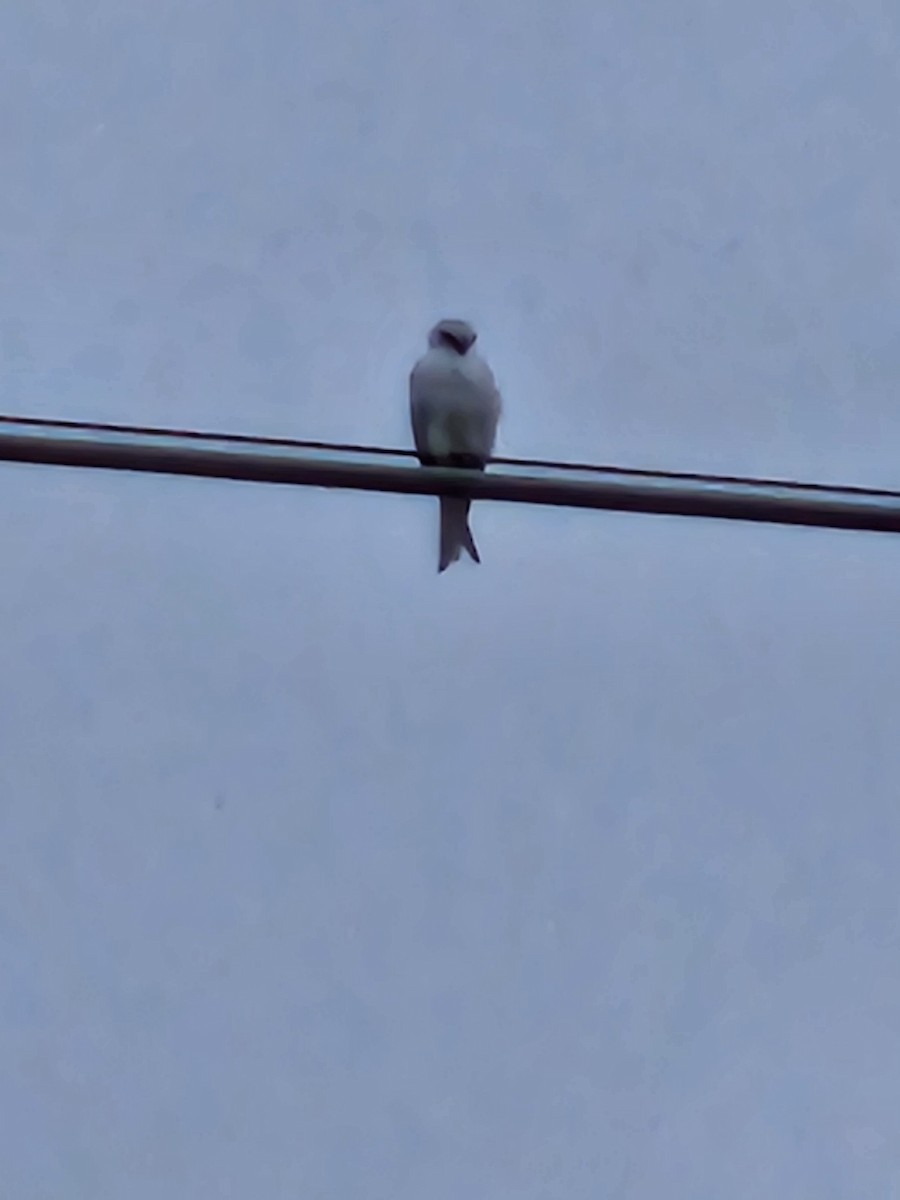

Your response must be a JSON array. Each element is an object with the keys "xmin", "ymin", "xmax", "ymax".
[{"xmin": 438, "ymin": 496, "xmax": 480, "ymax": 572}]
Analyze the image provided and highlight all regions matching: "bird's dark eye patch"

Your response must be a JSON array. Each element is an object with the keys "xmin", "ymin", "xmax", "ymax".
[{"xmin": 441, "ymin": 330, "xmax": 466, "ymax": 354}]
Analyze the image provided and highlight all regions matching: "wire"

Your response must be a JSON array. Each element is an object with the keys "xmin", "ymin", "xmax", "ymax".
[
  {"xmin": 0, "ymin": 411, "xmax": 406, "ymax": 458},
  {"xmin": 1, "ymin": 411, "xmax": 900, "ymax": 535},
  {"xmin": 0, "ymin": 410, "xmax": 892, "ymax": 498}
]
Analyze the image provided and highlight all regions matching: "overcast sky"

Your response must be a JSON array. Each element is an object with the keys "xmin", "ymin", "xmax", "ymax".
[{"xmin": 3, "ymin": 1, "xmax": 900, "ymax": 1196}]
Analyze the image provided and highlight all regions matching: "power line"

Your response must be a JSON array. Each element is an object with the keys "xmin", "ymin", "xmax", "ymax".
[
  {"xmin": 0, "ymin": 411, "xmax": 884, "ymax": 493},
  {"xmin": 1, "ymin": 412, "xmax": 899, "ymax": 534}
]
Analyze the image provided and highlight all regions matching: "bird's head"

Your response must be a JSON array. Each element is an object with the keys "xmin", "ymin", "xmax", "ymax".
[{"xmin": 428, "ymin": 318, "xmax": 478, "ymax": 355}]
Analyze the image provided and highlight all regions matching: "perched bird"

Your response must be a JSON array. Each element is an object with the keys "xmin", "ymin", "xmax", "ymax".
[{"xmin": 409, "ymin": 319, "xmax": 502, "ymax": 572}]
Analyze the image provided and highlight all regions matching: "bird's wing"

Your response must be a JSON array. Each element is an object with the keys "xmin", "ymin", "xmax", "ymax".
[
  {"xmin": 409, "ymin": 360, "xmax": 441, "ymax": 464},
  {"xmin": 470, "ymin": 361, "xmax": 502, "ymax": 460}
]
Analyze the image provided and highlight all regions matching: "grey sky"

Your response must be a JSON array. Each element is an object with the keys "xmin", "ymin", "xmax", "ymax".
[{"xmin": 2, "ymin": 1, "xmax": 900, "ymax": 1196}]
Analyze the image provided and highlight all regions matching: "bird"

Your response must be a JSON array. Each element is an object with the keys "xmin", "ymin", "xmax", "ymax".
[{"xmin": 409, "ymin": 318, "xmax": 503, "ymax": 572}]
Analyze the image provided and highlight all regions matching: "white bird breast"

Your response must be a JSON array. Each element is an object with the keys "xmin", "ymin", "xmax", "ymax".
[{"xmin": 411, "ymin": 348, "xmax": 501, "ymax": 461}]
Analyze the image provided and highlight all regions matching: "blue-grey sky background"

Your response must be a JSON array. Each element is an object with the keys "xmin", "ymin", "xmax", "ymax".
[{"xmin": 2, "ymin": 2, "xmax": 900, "ymax": 1196}]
